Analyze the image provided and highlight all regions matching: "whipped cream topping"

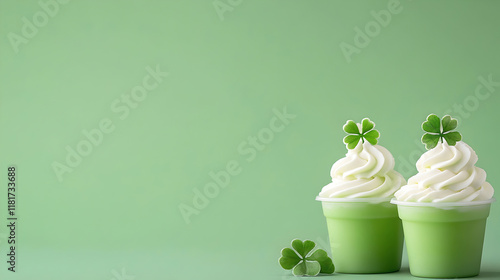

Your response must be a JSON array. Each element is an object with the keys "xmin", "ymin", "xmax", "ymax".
[
  {"xmin": 319, "ymin": 141, "xmax": 405, "ymax": 198},
  {"xmin": 394, "ymin": 141, "xmax": 494, "ymax": 202}
]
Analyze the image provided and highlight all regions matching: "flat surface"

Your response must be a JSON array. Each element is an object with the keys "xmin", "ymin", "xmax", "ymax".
[{"xmin": 1, "ymin": 0, "xmax": 500, "ymax": 279}]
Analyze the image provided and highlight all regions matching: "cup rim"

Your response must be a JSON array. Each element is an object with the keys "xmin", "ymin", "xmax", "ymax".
[
  {"xmin": 390, "ymin": 198, "xmax": 496, "ymax": 207},
  {"xmin": 315, "ymin": 196, "xmax": 393, "ymax": 204}
]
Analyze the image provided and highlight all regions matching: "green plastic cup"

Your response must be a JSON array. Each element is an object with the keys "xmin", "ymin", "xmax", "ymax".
[
  {"xmin": 316, "ymin": 197, "xmax": 404, "ymax": 273},
  {"xmin": 392, "ymin": 199, "xmax": 495, "ymax": 278}
]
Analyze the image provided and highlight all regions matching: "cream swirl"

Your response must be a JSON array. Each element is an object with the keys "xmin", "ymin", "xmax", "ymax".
[
  {"xmin": 394, "ymin": 141, "xmax": 494, "ymax": 202},
  {"xmin": 319, "ymin": 141, "xmax": 405, "ymax": 198}
]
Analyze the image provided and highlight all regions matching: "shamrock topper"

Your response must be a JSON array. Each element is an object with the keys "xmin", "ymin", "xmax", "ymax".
[
  {"xmin": 421, "ymin": 114, "xmax": 462, "ymax": 150},
  {"xmin": 342, "ymin": 118, "xmax": 380, "ymax": 149},
  {"xmin": 278, "ymin": 239, "xmax": 335, "ymax": 276}
]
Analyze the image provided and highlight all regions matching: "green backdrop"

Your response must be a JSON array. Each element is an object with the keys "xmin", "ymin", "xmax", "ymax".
[{"xmin": 1, "ymin": 0, "xmax": 499, "ymax": 279}]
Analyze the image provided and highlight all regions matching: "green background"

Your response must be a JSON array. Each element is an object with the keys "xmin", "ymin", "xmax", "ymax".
[{"xmin": 1, "ymin": 0, "xmax": 499, "ymax": 279}]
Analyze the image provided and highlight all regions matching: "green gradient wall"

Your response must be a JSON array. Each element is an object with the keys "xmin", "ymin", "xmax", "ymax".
[{"xmin": 1, "ymin": 1, "xmax": 499, "ymax": 279}]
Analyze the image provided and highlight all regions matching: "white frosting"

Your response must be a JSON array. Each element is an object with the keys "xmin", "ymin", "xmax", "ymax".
[
  {"xmin": 319, "ymin": 141, "xmax": 405, "ymax": 198},
  {"xmin": 394, "ymin": 141, "xmax": 494, "ymax": 202}
]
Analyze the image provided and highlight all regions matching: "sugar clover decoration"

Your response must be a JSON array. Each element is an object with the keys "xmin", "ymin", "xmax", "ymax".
[
  {"xmin": 278, "ymin": 239, "xmax": 335, "ymax": 276},
  {"xmin": 342, "ymin": 118, "xmax": 380, "ymax": 149},
  {"xmin": 421, "ymin": 114, "xmax": 462, "ymax": 150}
]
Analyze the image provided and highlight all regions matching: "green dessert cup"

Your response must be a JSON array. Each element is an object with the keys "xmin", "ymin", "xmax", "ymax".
[
  {"xmin": 316, "ymin": 197, "xmax": 404, "ymax": 274},
  {"xmin": 392, "ymin": 199, "xmax": 495, "ymax": 278}
]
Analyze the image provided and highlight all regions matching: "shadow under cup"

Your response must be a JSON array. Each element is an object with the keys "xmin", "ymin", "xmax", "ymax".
[
  {"xmin": 392, "ymin": 199, "xmax": 495, "ymax": 279},
  {"xmin": 316, "ymin": 197, "xmax": 404, "ymax": 274}
]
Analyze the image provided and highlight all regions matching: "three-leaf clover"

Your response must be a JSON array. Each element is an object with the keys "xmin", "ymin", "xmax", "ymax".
[
  {"xmin": 343, "ymin": 118, "xmax": 380, "ymax": 149},
  {"xmin": 421, "ymin": 114, "xmax": 462, "ymax": 150},
  {"xmin": 279, "ymin": 239, "xmax": 335, "ymax": 276}
]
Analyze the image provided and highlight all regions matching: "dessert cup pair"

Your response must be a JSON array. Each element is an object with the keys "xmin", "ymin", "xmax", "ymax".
[{"xmin": 317, "ymin": 197, "xmax": 494, "ymax": 278}]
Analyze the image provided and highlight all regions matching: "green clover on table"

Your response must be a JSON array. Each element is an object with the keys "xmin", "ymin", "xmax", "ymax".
[
  {"xmin": 421, "ymin": 114, "xmax": 462, "ymax": 150},
  {"xmin": 342, "ymin": 118, "xmax": 380, "ymax": 149},
  {"xmin": 279, "ymin": 239, "xmax": 335, "ymax": 276}
]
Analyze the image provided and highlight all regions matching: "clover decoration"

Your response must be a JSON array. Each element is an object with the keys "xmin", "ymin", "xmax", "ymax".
[
  {"xmin": 342, "ymin": 118, "xmax": 380, "ymax": 149},
  {"xmin": 421, "ymin": 114, "xmax": 462, "ymax": 150},
  {"xmin": 278, "ymin": 239, "xmax": 335, "ymax": 276}
]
